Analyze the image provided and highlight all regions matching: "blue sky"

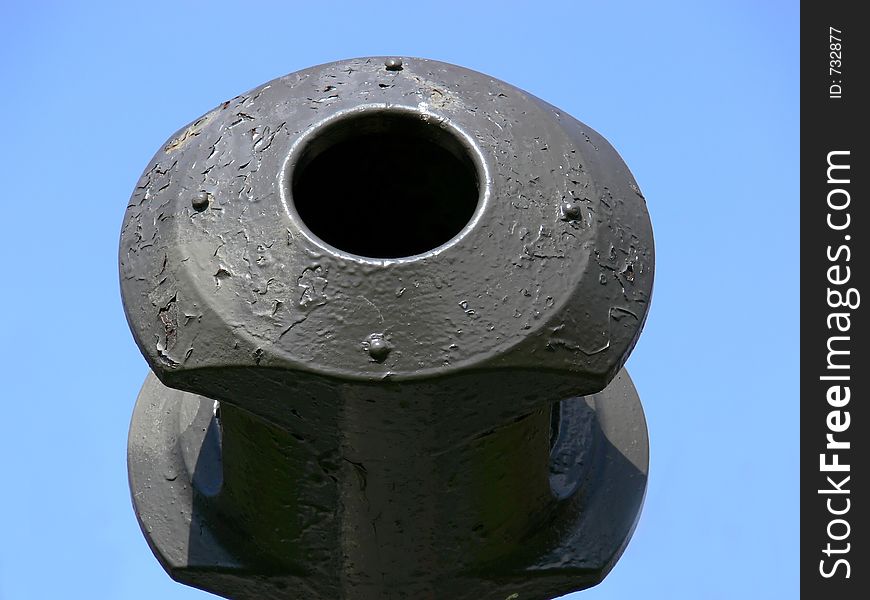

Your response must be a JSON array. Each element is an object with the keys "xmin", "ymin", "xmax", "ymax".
[{"xmin": 0, "ymin": 1, "xmax": 798, "ymax": 598}]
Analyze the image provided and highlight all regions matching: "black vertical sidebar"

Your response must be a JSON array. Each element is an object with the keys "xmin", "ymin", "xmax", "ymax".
[{"xmin": 801, "ymin": 3, "xmax": 866, "ymax": 598}]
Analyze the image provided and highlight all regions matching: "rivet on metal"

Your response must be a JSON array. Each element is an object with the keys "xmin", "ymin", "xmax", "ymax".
[
  {"xmin": 561, "ymin": 199, "xmax": 583, "ymax": 221},
  {"xmin": 191, "ymin": 191, "xmax": 210, "ymax": 212},
  {"xmin": 384, "ymin": 57, "xmax": 404, "ymax": 71},
  {"xmin": 365, "ymin": 334, "xmax": 391, "ymax": 362}
]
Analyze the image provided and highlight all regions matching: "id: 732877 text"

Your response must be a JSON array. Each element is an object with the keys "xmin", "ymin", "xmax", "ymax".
[{"xmin": 829, "ymin": 27, "xmax": 843, "ymax": 99}]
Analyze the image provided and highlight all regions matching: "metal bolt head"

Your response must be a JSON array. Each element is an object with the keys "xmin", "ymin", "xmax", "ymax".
[
  {"xmin": 561, "ymin": 200, "xmax": 582, "ymax": 221},
  {"xmin": 366, "ymin": 334, "xmax": 391, "ymax": 362},
  {"xmin": 191, "ymin": 192, "xmax": 210, "ymax": 212},
  {"xmin": 384, "ymin": 57, "xmax": 403, "ymax": 71}
]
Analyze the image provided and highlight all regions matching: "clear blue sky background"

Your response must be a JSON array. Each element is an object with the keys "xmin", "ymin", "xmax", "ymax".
[{"xmin": 0, "ymin": 1, "xmax": 798, "ymax": 598}]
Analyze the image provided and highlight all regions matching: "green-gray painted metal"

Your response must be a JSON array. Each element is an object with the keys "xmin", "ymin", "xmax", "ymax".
[{"xmin": 120, "ymin": 56, "xmax": 655, "ymax": 600}]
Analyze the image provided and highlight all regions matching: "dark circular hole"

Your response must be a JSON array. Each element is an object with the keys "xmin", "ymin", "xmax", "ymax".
[{"xmin": 291, "ymin": 111, "xmax": 480, "ymax": 259}]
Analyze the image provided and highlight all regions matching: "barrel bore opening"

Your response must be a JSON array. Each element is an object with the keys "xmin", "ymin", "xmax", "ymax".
[{"xmin": 291, "ymin": 111, "xmax": 480, "ymax": 259}]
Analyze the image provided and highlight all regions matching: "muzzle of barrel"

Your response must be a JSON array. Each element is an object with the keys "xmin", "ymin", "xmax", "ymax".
[{"xmin": 120, "ymin": 56, "xmax": 654, "ymax": 600}]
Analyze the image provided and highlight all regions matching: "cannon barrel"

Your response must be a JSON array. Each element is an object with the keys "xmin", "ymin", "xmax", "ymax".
[{"xmin": 120, "ymin": 56, "xmax": 654, "ymax": 600}]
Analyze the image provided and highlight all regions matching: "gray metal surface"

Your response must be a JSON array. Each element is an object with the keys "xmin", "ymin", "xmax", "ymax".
[
  {"xmin": 129, "ymin": 370, "xmax": 648, "ymax": 599},
  {"xmin": 121, "ymin": 56, "xmax": 655, "ymax": 599}
]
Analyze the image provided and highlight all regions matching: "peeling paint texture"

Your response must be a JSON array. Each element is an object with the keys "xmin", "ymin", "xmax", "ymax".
[{"xmin": 120, "ymin": 56, "xmax": 654, "ymax": 393}]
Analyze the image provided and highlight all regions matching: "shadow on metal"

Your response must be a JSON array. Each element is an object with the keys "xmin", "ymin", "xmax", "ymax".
[{"xmin": 129, "ymin": 370, "xmax": 646, "ymax": 600}]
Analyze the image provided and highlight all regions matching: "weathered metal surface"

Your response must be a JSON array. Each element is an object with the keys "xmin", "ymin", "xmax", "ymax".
[{"xmin": 120, "ymin": 56, "xmax": 654, "ymax": 600}]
